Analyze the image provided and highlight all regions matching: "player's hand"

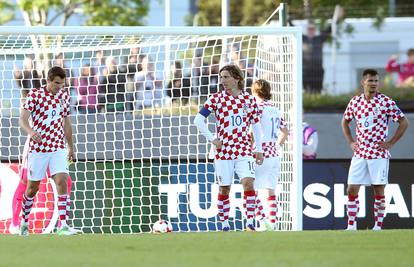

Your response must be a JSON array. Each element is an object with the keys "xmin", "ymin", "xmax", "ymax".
[
  {"xmin": 30, "ymin": 131, "xmax": 41, "ymax": 143},
  {"xmin": 377, "ymin": 141, "xmax": 392, "ymax": 150},
  {"xmin": 211, "ymin": 139, "xmax": 222, "ymax": 150},
  {"xmin": 350, "ymin": 142, "xmax": 358, "ymax": 152},
  {"xmin": 255, "ymin": 152, "xmax": 264, "ymax": 165},
  {"xmin": 390, "ymin": 54, "xmax": 399, "ymax": 61},
  {"xmin": 67, "ymin": 147, "xmax": 75, "ymax": 165}
]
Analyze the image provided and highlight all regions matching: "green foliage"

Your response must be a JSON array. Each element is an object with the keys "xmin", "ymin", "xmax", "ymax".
[
  {"xmin": 194, "ymin": 0, "xmax": 282, "ymax": 26},
  {"xmin": 0, "ymin": 0, "xmax": 15, "ymax": 24},
  {"xmin": 83, "ymin": 0, "xmax": 150, "ymax": 26},
  {"xmin": 3, "ymin": 0, "xmax": 150, "ymax": 26},
  {"xmin": 304, "ymin": 86, "xmax": 414, "ymax": 112},
  {"xmin": 193, "ymin": 0, "xmax": 397, "ymax": 27}
]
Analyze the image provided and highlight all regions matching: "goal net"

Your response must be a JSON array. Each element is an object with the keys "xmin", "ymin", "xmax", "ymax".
[{"xmin": 0, "ymin": 26, "xmax": 302, "ymax": 233}]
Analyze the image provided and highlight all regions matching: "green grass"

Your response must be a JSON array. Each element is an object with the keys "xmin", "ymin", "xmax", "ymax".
[{"xmin": 0, "ymin": 230, "xmax": 412, "ymax": 267}]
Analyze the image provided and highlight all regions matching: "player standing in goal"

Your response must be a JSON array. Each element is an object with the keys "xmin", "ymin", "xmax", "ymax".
[
  {"xmin": 342, "ymin": 69, "xmax": 409, "ymax": 231},
  {"xmin": 19, "ymin": 66, "xmax": 78, "ymax": 236},
  {"xmin": 251, "ymin": 79, "xmax": 288, "ymax": 231},
  {"xmin": 194, "ymin": 64, "xmax": 264, "ymax": 231}
]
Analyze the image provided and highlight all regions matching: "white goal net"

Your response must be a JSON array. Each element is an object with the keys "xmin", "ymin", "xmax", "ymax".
[{"xmin": 0, "ymin": 26, "xmax": 302, "ymax": 233}]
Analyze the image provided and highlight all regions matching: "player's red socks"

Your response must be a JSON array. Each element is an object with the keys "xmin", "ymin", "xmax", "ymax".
[
  {"xmin": 217, "ymin": 194, "xmax": 230, "ymax": 222},
  {"xmin": 347, "ymin": 194, "xmax": 359, "ymax": 228},
  {"xmin": 243, "ymin": 190, "xmax": 256, "ymax": 219},
  {"xmin": 374, "ymin": 195, "xmax": 386, "ymax": 228},
  {"xmin": 267, "ymin": 195, "xmax": 278, "ymax": 224},
  {"xmin": 21, "ymin": 194, "xmax": 34, "ymax": 225}
]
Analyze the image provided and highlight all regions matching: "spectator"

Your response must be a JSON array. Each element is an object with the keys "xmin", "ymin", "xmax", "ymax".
[
  {"xmin": 302, "ymin": 21, "xmax": 331, "ymax": 94},
  {"xmin": 303, "ymin": 122, "xmax": 318, "ymax": 159},
  {"xmin": 92, "ymin": 50, "xmax": 106, "ymax": 84},
  {"xmin": 125, "ymin": 53, "xmax": 141, "ymax": 111},
  {"xmin": 134, "ymin": 55, "xmax": 164, "ymax": 109},
  {"xmin": 296, "ymin": 7, "xmax": 344, "ymax": 93},
  {"xmin": 54, "ymin": 53, "xmax": 77, "ymax": 112},
  {"xmin": 191, "ymin": 48, "xmax": 204, "ymax": 101},
  {"xmin": 13, "ymin": 56, "xmax": 43, "ymax": 99},
  {"xmin": 200, "ymin": 57, "xmax": 220, "ymax": 99},
  {"xmin": 166, "ymin": 61, "xmax": 191, "ymax": 105},
  {"xmin": 385, "ymin": 48, "xmax": 414, "ymax": 88},
  {"xmin": 76, "ymin": 64, "xmax": 98, "ymax": 114},
  {"xmin": 98, "ymin": 56, "xmax": 126, "ymax": 112},
  {"xmin": 229, "ymin": 44, "xmax": 253, "ymax": 89}
]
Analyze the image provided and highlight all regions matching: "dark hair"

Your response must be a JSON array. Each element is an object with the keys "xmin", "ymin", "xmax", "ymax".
[
  {"xmin": 252, "ymin": 79, "xmax": 272, "ymax": 100},
  {"xmin": 219, "ymin": 64, "xmax": 244, "ymax": 91},
  {"xmin": 362, "ymin": 69, "xmax": 378, "ymax": 77},
  {"xmin": 48, "ymin": 66, "xmax": 66, "ymax": 81},
  {"xmin": 407, "ymin": 48, "xmax": 414, "ymax": 56}
]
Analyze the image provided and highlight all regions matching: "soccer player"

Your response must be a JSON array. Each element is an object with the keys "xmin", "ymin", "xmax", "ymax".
[
  {"xmin": 8, "ymin": 137, "xmax": 79, "ymax": 235},
  {"xmin": 19, "ymin": 66, "xmax": 78, "ymax": 236},
  {"xmin": 251, "ymin": 80, "xmax": 288, "ymax": 231},
  {"xmin": 194, "ymin": 64, "xmax": 264, "ymax": 231},
  {"xmin": 342, "ymin": 69, "xmax": 409, "ymax": 231}
]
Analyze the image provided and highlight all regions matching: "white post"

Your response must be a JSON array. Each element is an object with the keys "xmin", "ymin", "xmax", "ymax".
[
  {"xmin": 331, "ymin": 5, "xmax": 341, "ymax": 95},
  {"xmin": 293, "ymin": 29, "xmax": 303, "ymax": 231},
  {"xmin": 221, "ymin": 0, "xmax": 229, "ymax": 64},
  {"xmin": 164, "ymin": 0, "xmax": 171, "ymax": 89}
]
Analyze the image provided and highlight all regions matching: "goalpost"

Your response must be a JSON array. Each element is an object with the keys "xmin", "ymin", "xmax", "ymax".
[{"xmin": 0, "ymin": 26, "xmax": 302, "ymax": 233}]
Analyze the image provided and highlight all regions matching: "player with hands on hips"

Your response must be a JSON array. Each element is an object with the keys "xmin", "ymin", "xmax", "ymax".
[
  {"xmin": 342, "ymin": 69, "xmax": 409, "ymax": 231},
  {"xmin": 250, "ymin": 79, "xmax": 289, "ymax": 231}
]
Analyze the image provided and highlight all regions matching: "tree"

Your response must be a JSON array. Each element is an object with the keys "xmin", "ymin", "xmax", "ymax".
[
  {"xmin": 1, "ymin": 1, "xmax": 150, "ymax": 77},
  {"xmin": 191, "ymin": 0, "xmax": 412, "ymax": 26},
  {"xmin": 0, "ymin": 1, "xmax": 15, "ymax": 25},
  {"xmin": 14, "ymin": 0, "xmax": 150, "ymax": 26}
]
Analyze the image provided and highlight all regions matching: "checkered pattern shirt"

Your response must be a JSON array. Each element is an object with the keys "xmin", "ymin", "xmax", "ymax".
[
  {"xmin": 23, "ymin": 86, "xmax": 70, "ymax": 153},
  {"xmin": 202, "ymin": 90, "xmax": 260, "ymax": 160},
  {"xmin": 256, "ymin": 100, "xmax": 287, "ymax": 158},
  {"xmin": 343, "ymin": 93, "xmax": 404, "ymax": 159}
]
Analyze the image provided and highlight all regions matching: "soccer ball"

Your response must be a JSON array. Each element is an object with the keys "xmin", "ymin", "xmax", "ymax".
[{"xmin": 152, "ymin": 220, "xmax": 173, "ymax": 233}]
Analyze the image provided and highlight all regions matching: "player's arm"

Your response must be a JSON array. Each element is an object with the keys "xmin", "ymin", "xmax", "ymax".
[
  {"xmin": 64, "ymin": 116, "xmax": 75, "ymax": 163},
  {"xmin": 341, "ymin": 118, "xmax": 358, "ymax": 152},
  {"xmin": 252, "ymin": 122, "xmax": 264, "ymax": 165},
  {"xmin": 277, "ymin": 126, "xmax": 289, "ymax": 146},
  {"xmin": 193, "ymin": 107, "xmax": 221, "ymax": 149},
  {"xmin": 19, "ymin": 108, "xmax": 41, "ymax": 143},
  {"xmin": 378, "ymin": 116, "xmax": 409, "ymax": 150}
]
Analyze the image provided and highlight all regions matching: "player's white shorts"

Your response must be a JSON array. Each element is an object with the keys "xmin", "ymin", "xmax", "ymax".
[
  {"xmin": 27, "ymin": 149, "xmax": 69, "ymax": 181},
  {"xmin": 255, "ymin": 156, "xmax": 280, "ymax": 190},
  {"xmin": 214, "ymin": 156, "xmax": 255, "ymax": 186},
  {"xmin": 348, "ymin": 157, "xmax": 389, "ymax": 185}
]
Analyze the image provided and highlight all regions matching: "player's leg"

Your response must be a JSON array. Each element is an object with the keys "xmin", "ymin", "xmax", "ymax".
[
  {"xmin": 266, "ymin": 189, "xmax": 278, "ymax": 230},
  {"xmin": 346, "ymin": 157, "xmax": 369, "ymax": 230},
  {"xmin": 20, "ymin": 151, "xmax": 48, "ymax": 236},
  {"xmin": 368, "ymin": 158, "xmax": 389, "ymax": 230},
  {"xmin": 266, "ymin": 157, "xmax": 280, "ymax": 230},
  {"xmin": 215, "ymin": 159, "xmax": 234, "ymax": 231},
  {"xmin": 49, "ymin": 149, "xmax": 78, "ymax": 235},
  {"xmin": 254, "ymin": 157, "xmax": 278, "ymax": 231},
  {"xmin": 237, "ymin": 157, "xmax": 256, "ymax": 231}
]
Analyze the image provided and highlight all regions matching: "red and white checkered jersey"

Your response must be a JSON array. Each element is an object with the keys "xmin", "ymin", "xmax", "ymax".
[
  {"xmin": 23, "ymin": 86, "xmax": 70, "ymax": 153},
  {"xmin": 343, "ymin": 93, "xmax": 404, "ymax": 159},
  {"xmin": 202, "ymin": 90, "xmax": 261, "ymax": 160},
  {"xmin": 257, "ymin": 100, "xmax": 287, "ymax": 158}
]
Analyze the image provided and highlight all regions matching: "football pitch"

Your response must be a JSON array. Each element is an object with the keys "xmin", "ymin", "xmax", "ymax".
[{"xmin": 0, "ymin": 230, "xmax": 412, "ymax": 267}]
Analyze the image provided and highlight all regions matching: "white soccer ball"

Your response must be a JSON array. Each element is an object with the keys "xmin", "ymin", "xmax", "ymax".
[{"xmin": 152, "ymin": 220, "xmax": 173, "ymax": 233}]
